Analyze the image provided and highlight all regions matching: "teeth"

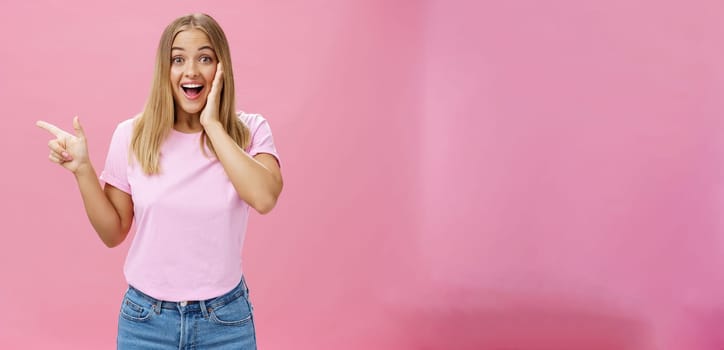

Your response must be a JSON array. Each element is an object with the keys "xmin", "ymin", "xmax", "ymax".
[{"xmin": 182, "ymin": 84, "xmax": 203, "ymax": 88}]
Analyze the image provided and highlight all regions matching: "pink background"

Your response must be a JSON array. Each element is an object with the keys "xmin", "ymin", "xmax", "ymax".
[{"xmin": 2, "ymin": 0, "xmax": 724, "ymax": 349}]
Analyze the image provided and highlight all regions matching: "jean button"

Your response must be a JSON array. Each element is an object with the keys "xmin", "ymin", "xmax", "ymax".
[{"xmin": 180, "ymin": 301, "xmax": 187, "ymax": 307}]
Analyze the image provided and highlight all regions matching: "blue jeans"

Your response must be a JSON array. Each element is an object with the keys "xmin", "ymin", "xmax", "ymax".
[{"xmin": 117, "ymin": 277, "xmax": 257, "ymax": 349}]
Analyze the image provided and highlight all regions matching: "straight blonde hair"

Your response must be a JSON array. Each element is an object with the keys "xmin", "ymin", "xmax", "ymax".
[{"xmin": 131, "ymin": 13, "xmax": 250, "ymax": 174}]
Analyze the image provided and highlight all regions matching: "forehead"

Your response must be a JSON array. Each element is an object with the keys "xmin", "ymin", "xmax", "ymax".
[{"xmin": 171, "ymin": 28, "xmax": 212, "ymax": 49}]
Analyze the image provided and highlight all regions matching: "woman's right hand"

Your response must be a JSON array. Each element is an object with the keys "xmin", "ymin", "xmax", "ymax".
[{"xmin": 36, "ymin": 116, "xmax": 91, "ymax": 174}]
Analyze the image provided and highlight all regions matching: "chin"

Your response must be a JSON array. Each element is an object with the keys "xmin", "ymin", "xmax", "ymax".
[
  {"xmin": 184, "ymin": 105, "xmax": 204, "ymax": 114},
  {"xmin": 174, "ymin": 100, "xmax": 204, "ymax": 116}
]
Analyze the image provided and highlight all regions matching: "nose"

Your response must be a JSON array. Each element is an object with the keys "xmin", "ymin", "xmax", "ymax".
[{"xmin": 184, "ymin": 61, "xmax": 199, "ymax": 78}]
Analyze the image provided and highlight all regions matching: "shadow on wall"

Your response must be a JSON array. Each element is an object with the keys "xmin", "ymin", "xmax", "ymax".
[{"xmin": 388, "ymin": 288, "xmax": 652, "ymax": 350}]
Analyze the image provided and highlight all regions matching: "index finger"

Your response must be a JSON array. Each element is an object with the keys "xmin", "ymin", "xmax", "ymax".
[
  {"xmin": 36, "ymin": 120, "xmax": 68, "ymax": 138},
  {"xmin": 215, "ymin": 62, "xmax": 224, "ymax": 83}
]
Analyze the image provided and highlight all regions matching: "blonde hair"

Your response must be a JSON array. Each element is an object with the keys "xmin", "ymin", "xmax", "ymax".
[{"xmin": 131, "ymin": 13, "xmax": 250, "ymax": 174}]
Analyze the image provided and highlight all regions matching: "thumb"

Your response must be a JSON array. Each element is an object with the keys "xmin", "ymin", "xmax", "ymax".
[{"xmin": 73, "ymin": 116, "xmax": 85, "ymax": 138}]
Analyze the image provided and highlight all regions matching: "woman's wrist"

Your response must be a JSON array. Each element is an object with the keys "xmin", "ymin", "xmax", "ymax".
[
  {"xmin": 202, "ymin": 120, "xmax": 224, "ymax": 136},
  {"xmin": 73, "ymin": 162, "xmax": 95, "ymax": 178}
]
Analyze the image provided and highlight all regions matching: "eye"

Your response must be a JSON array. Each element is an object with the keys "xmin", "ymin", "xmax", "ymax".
[
  {"xmin": 200, "ymin": 56, "xmax": 213, "ymax": 64},
  {"xmin": 171, "ymin": 56, "xmax": 184, "ymax": 65}
]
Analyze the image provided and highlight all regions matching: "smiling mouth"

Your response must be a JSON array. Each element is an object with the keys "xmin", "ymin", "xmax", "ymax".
[{"xmin": 181, "ymin": 84, "xmax": 204, "ymax": 99}]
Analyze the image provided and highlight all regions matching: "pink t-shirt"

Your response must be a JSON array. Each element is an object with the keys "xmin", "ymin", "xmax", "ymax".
[{"xmin": 99, "ymin": 112, "xmax": 280, "ymax": 301}]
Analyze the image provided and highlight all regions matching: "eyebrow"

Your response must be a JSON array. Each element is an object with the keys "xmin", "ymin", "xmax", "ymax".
[{"xmin": 171, "ymin": 46, "xmax": 215, "ymax": 52}]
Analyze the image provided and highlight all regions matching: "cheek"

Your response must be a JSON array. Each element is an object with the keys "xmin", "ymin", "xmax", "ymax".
[
  {"xmin": 204, "ymin": 67, "xmax": 217, "ymax": 84},
  {"xmin": 169, "ymin": 67, "xmax": 183, "ymax": 83}
]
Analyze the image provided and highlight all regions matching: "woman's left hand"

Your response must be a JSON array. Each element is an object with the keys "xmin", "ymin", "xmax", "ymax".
[{"xmin": 200, "ymin": 62, "xmax": 224, "ymax": 128}]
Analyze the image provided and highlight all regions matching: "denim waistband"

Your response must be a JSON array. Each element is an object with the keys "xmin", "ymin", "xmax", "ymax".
[{"xmin": 127, "ymin": 276, "xmax": 248, "ymax": 312}]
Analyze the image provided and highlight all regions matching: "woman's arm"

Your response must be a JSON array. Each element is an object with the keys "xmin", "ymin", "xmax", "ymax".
[
  {"xmin": 200, "ymin": 63, "xmax": 283, "ymax": 214},
  {"xmin": 76, "ymin": 165, "xmax": 134, "ymax": 247},
  {"xmin": 204, "ymin": 122, "xmax": 283, "ymax": 214},
  {"xmin": 37, "ymin": 117, "xmax": 134, "ymax": 247}
]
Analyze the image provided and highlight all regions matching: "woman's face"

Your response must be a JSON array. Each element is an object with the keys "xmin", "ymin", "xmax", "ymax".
[{"xmin": 169, "ymin": 28, "xmax": 218, "ymax": 118}]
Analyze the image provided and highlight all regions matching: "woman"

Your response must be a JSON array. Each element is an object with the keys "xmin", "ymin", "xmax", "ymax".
[{"xmin": 36, "ymin": 13, "xmax": 282, "ymax": 349}]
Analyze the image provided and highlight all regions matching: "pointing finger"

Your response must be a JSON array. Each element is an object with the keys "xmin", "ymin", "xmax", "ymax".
[{"xmin": 36, "ymin": 120, "xmax": 70, "ymax": 138}]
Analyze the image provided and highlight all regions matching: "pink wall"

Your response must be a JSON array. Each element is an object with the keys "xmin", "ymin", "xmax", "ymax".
[
  {"xmin": 2, "ymin": 0, "xmax": 724, "ymax": 349},
  {"xmin": 408, "ymin": 1, "xmax": 724, "ymax": 349}
]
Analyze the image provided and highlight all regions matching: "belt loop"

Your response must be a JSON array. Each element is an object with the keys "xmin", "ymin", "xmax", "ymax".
[
  {"xmin": 154, "ymin": 301, "xmax": 162, "ymax": 314},
  {"xmin": 200, "ymin": 299, "xmax": 209, "ymax": 319}
]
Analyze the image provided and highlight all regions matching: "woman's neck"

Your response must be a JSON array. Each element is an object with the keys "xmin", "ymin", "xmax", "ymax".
[{"xmin": 174, "ymin": 111, "xmax": 203, "ymax": 133}]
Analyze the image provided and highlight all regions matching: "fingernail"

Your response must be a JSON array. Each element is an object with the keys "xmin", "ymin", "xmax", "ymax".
[{"xmin": 62, "ymin": 152, "xmax": 69, "ymax": 158}]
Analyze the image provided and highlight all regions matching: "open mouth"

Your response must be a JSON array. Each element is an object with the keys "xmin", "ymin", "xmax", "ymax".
[{"xmin": 181, "ymin": 83, "xmax": 204, "ymax": 99}]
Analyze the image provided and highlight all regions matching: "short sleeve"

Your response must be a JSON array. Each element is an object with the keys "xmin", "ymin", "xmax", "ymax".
[
  {"xmin": 99, "ymin": 119, "xmax": 133, "ymax": 194},
  {"xmin": 241, "ymin": 112, "xmax": 281, "ymax": 167}
]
